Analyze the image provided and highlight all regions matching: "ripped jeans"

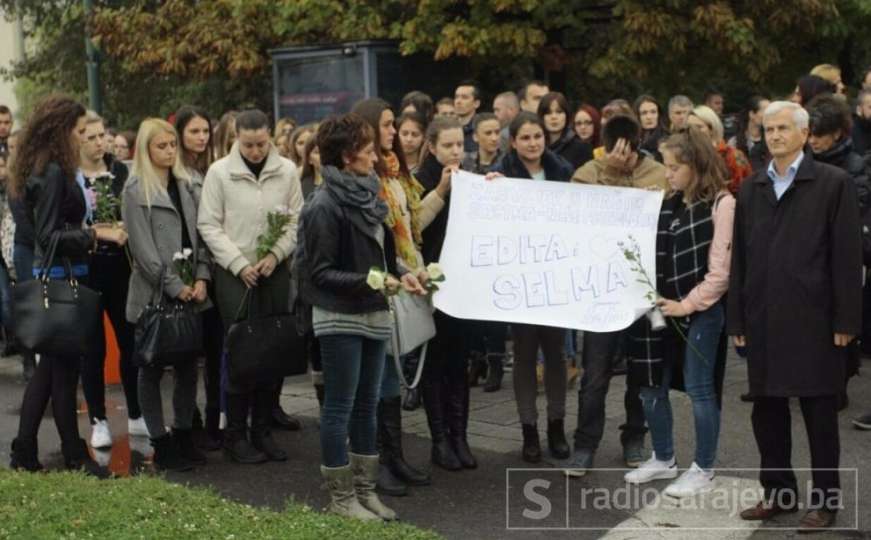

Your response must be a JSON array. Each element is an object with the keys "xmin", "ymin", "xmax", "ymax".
[{"xmin": 640, "ymin": 303, "xmax": 723, "ymax": 470}]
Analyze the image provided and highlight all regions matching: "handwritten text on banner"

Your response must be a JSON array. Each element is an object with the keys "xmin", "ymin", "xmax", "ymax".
[{"xmin": 433, "ymin": 171, "xmax": 664, "ymax": 332}]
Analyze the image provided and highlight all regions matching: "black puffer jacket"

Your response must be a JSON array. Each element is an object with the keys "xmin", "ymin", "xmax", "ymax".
[
  {"xmin": 548, "ymin": 129, "xmax": 593, "ymax": 170},
  {"xmin": 489, "ymin": 147, "xmax": 574, "ymax": 183},
  {"xmin": 24, "ymin": 162, "xmax": 95, "ymax": 271},
  {"xmin": 296, "ymin": 170, "xmax": 401, "ymax": 314},
  {"xmin": 813, "ymin": 138, "xmax": 871, "ymax": 214}
]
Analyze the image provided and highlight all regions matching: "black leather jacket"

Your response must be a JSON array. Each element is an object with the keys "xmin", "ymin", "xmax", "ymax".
[
  {"xmin": 24, "ymin": 162, "xmax": 95, "ymax": 272},
  {"xmin": 296, "ymin": 180, "xmax": 401, "ymax": 314}
]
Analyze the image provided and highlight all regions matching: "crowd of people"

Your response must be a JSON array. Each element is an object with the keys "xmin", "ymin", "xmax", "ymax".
[{"xmin": 1, "ymin": 59, "xmax": 870, "ymax": 532}]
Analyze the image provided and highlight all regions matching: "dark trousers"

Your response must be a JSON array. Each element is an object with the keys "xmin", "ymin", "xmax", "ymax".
[
  {"xmin": 574, "ymin": 331, "xmax": 647, "ymax": 450},
  {"xmin": 17, "ymin": 355, "xmax": 81, "ymax": 445},
  {"xmin": 751, "ymin": 395, "xmax": 841, "ymax": 512},
  {"xmin": 81, "ymin": 253, "xmax": 139, "ymax": 421},
  {"xmin": 512, "ymin": 324, "xmax": 566, "ymax": 425},
  {"xmin": 422, "ymin": 312, "xmax": 469, "ymax": 440},
  {"xmin": 201, "ymin": 303, "xmax": 224, "ymax": 417}
]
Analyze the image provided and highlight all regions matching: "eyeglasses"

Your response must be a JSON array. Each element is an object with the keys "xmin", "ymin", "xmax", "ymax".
[{"xmin": 574, "ymin": 120, "xmax": 594, "ymax": 126}]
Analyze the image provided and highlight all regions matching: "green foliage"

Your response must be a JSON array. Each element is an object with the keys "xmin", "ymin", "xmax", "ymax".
[
  {"xmin": 0, "ymin": 470, "xmax": 442, "ymax": 539},
  {"xmin": 4, "ymin": 0, "xmax": 871, "ymax": 125}
]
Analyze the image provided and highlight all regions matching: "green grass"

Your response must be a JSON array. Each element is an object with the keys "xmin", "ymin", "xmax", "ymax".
[{"xmin": 0, "ymin": 470, "xmax": 442, "ymax": 539}]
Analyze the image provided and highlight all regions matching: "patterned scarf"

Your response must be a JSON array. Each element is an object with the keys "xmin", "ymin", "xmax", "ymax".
[
  {"xmin": 379, "ymin": 151, "xmax": 425, "ymax": 269},
  {"xmin": 322, "ymin": 165, "xmax": 388, "ymax": 226}
]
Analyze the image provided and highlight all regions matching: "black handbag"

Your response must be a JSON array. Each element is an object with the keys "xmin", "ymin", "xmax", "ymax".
[
  {"xmin": 132, "ymin": 264, "xmax": 203, "ymax": 367},
  {"xmin": 12, "ymin": 232, "xmax": 102, "ymax": 358},
  {"xmin": 225, "ymin": 288, "xmax": 307, "ymax": 389}
]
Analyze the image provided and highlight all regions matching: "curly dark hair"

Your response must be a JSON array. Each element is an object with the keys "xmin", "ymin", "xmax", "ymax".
[
  {"xmin": 10, "ymin": 95, "xmax": 86, "ymax": 198},
  {"xmin": 316, "ymin": 113, "xmax": 374, "ymax": 169}
]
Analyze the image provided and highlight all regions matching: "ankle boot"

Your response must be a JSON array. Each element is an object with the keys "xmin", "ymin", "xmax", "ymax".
[
  {"xmin": 320, "ymin": 464, "xmax": 379, "ymax": 521},
  {"xmin": 483, "ymin": 354, "xmax": 504, "ymax": 392},
  {"xmin": 447, "ymin": 375, "xmax": 477, "ymax": 469},
  {"xmin": 376, "ymin": 463, "xmax": 408, "ymax": 497},
  {"xmin": 152, "ymin": 434, "xmax": 193, "ymax": 472},
  {"xmin": 521, "ymin": 424, "xmax": 542, "ymax": 463},
  {"xmin": 350, "ymin": 453, "xmax": 397, "ymax": 520},
  {"xmin": 223, "ymin": 393, "xmax": 267, "ymax": 464},
  {"xmin": 62, "ymin": 438, "xmax": 110, "ymax": 479},
  {"xmin": 10, "ymin": 438, "xmax": 43, "ymax": 471},
  {"xmin": 468, "ymin": 352, "xmax": 487, "ymax": 387},
  {"xmin": 172, "ymin": 428, "xmax": 207, "ymax": 465},
  {"xmin": 271, "ymin": 379, "xmax": 302, "ymax": 431},
  {"xmin": 195, "ymin": 407, "xmax": 222, "ymax": 452},
  {"xmin": 422, "ymin": 376, "xmax": 461, "ymax": 471},
  {"xmin": 379, "ymin": 397, "xmax": 430, "ymax": 485},
  {"xmin": 251, "ymin": 389, "xmax": 287, "ymax": 461},
  {"xmin": 547, "ymin": 418, "xmax": 570, "ymax": 459}
]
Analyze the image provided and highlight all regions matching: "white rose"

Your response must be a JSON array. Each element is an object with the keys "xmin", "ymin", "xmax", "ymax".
[
  {"xmin": 366, "ymin": 269, "xmax": 386, "ymax": 291},
  {"xmin": 274, "ymin": 204, "xmax": 289, "ymax": 215},
  {"xmin": 183, "ymin": 248, "xmax": 193, "ymax": 258},
  {"xmin": 426, "ymin": 263, "xmax": 444, "ymax": 280},
  {"xmin": 172, "ymin": 251, "xmax": 184, "ymax": 261}
]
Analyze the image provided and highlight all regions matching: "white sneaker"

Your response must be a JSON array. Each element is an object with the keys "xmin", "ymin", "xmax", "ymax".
[
  {"xmin": 90, "ymin": 419, "xmax": 113, "ymax": 449},
  {"xmin": 624, "ymin": 453, "xmax": 677, "ymax": 484},
  {"xmin": 664, "ymin": 462, "xmax": 715, "ymax": 498},
  {"xmin": 128, "ymin": 417, "xmax": 149, "ymax": 438}
]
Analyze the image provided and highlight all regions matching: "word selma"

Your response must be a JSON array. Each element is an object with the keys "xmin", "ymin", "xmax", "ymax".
[{"xmin": 491, "ymin": 265, "xmax": 627, "ymax": 310}]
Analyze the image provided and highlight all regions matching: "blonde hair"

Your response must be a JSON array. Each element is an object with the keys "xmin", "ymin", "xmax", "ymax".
[
  {"xmin": 810, "ymin": 64, "xmax": 841, "ymax": 86},
  {"xmin": 131, "ymin": 118, "xmax": 191, "ymax": 208},
  {"xmin": 689, "ymin": 105, "xmax": 724, "ymax": 143}
]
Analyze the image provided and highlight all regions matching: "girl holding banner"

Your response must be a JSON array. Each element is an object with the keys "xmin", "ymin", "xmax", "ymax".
[{"xmin": 489, "ymin": 111, "xmax": 575, "ymax": 463}]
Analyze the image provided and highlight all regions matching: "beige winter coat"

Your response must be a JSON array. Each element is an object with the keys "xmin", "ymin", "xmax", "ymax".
[{"xmin": 197, "ymin": 142, "xmax": 304, "ymax": 276}]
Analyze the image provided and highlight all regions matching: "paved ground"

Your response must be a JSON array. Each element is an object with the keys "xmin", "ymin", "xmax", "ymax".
[{"xmin": 0, "ymin": 349, "xmax": 869, "ymax": 539}]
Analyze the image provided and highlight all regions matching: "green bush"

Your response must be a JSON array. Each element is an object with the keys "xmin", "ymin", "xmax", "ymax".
[{"xmin": 0, "ymin": 470, "xmax": 441, "ymax": 539}]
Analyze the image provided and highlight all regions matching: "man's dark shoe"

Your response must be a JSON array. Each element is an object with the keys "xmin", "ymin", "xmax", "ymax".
[
  {"xmin": 739, "ymin": 501, "xmax": 798, "ymax": 521},
  {"xmin": 797, "ymin": 509, "xmax": 836, "ymax": 533}
]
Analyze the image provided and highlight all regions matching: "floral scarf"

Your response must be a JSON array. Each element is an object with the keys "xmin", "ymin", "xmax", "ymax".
[{"xmin": 380, "ymin": 151, "xmax": 425, "ymax": 270}]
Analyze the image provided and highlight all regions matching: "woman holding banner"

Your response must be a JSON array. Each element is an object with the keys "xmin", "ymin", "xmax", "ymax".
[
  {"xmin": 489, "ymin": 111, "xmax": 574, "ymax": 463},
  {"xmin": 416, "ymin": 116, "xmax": 478, "ymax": 472}
]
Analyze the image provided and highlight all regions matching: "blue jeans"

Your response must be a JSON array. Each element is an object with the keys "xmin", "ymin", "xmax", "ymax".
[
  {"xmin": 381, "ymin": 355, "xmax": 402, "ymax": 400},
  {"xmin": 640, "ymin": 303, "xmax": 724, "ymax": 470},
  {"xmin": 319, "ymin": 334, "xmax": 386, "ymax": 467}
]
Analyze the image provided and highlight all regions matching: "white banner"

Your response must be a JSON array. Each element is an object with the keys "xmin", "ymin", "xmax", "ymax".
[{"xmin": 433, "ymin": 171, "xmax": 664, "ymax": 332}]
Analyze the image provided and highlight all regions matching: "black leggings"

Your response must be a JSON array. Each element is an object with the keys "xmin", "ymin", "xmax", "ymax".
[
  {"xmin": 17, "ymin": 355, "xmax": 81, "ymax": 445},
  {"xmin": 80, "ymin": 253, "xmax": 139, "ymax": 421}
]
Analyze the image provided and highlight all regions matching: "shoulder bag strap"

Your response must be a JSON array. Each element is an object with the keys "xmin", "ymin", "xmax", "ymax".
[
  {"xmin": 37, "ymin": 231, "xmax": 62, "ymax": 282},
  {"xmin": 388, "ymin": 295, "xmax": 428, "ymax": 390}
]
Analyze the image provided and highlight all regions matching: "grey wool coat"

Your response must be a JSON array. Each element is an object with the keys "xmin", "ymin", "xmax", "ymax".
[{"xmin": 122, "ymin": 175, "xmax": 212, "ymax": 323}]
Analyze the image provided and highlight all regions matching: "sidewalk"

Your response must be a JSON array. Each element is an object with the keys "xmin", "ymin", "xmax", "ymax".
[{"xmin": 0, "ymin": 351, "xmax": 869, "ymax": 539}]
